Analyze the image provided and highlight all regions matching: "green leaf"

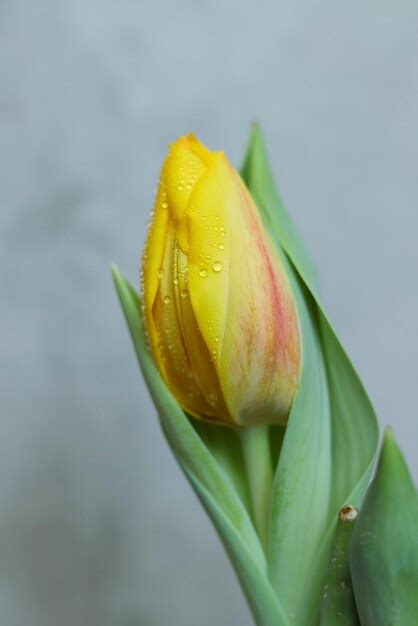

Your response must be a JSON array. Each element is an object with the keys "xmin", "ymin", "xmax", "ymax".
[
  {"xmin": 112, "ymin": 265, "xmax": 289, "ymax": 626},
  {"xmin": 349, "ymin": 428, "xmax": 418, "ymax": 626},
  {"xmin": 266, "ymin": 256, "xmax": 333, "ymax": 625},
  {"xmin": 241, "ymin": 125, "xmax": 379, "ymax": 625},
  {"xmin": 185, "ymin": 468, "xmax": 290, "ymax": 626},
  {"xmin": 320, "ymin": 505, "xmax": 361, "ymax": 626}
]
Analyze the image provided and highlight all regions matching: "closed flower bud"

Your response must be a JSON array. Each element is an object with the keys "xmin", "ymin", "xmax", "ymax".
[{"xmin": 141, "ymin": 134, "xmax": 300, "ymax": 427}]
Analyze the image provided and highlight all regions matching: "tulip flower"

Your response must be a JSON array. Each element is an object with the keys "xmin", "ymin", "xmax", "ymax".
[
  {"xmin": 141, "ymin": 134, "xmax": 300, "ymax": 427},
  {"xmin": 114, "ymin": 126, "xmax": 380, "ymax": 626}
]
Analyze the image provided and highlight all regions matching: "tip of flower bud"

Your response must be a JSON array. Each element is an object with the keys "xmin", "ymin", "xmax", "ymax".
[{"xmin": 170, "ymin": 133, "xmax": 214, "ymax": 168}]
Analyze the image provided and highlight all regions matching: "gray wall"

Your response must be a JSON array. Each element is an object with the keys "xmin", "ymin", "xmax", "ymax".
[{"xmin": 1, "ymin": 1, "xmax": 417, "ymax": 625}]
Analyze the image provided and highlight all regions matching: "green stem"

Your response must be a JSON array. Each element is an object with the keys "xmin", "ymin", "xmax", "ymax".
[{"xmin": 240, "ymin": 425, "xmax": 273, "ymax": 551}]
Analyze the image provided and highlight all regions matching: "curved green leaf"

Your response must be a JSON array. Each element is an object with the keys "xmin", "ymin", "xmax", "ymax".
[
  {"xmin": 112, "ymin": 265, "xmax": 294, "ymax": 625},
  {"xmin": 185, "ymin": 467, "xmax": 290, "ymax": 626},
  {"xmin": 349, "ymin": 428, "xmax": 418, "ymax": 626},
  {"xmin": 241, "ymin": 125, "xmax": 379, "ymax": 625},
  {"xmin": 267, "ymin": 259, "xmax": 333, "ymax": 625}
]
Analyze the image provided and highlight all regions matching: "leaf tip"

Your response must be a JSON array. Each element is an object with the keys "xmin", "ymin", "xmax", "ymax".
[
  {"xmin": 248, "ymin": 121, "xmax": 266, "ymax": 151},
  {"xmin": 111, "ymin": 263, "xmax": 125, "ymax": 302},
  {"xmin": 339, "ymin": 504, "xmax": 359, "ymax": 524},
  {"xmin": 111, "ymin": 262, "xmax": 121, "ymax": 282}
]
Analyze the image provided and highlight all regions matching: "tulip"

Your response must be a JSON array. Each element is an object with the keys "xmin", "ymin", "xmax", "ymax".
[{"xmin": 141, "ymin": 134, "xmax": 300, "ymax": 427}]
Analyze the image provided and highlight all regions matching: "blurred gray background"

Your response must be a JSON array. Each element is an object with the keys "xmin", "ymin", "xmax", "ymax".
[{"xmin": 1, "ymin": 1, "xmax": 417, "ymax": 625}]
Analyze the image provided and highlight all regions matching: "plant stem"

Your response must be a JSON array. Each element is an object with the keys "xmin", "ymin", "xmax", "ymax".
[{"xmin": 240, "ymin": 425, "xmax": 273, "ymax": 551}]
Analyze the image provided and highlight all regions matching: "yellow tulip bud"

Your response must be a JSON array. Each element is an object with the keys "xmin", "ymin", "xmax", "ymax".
[{"xmin": 141, "ymin": 134, "xmax": 300, "ymax": 427}]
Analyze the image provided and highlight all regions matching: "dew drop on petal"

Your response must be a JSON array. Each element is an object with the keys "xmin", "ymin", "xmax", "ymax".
[
  {"xmin": 199, "ymin": 268, "xmax": 208, "ymax": 278},
  {"xmin": 212, "ymin": 261, "xmax": 223, "ymax": 272},
  {"xmin": 208, "ymin": 392, "xmax": 217, "ymax": 405},
  {"xmin": 163, "ymin": 295, "xmax": 170, "ymax": 304}
]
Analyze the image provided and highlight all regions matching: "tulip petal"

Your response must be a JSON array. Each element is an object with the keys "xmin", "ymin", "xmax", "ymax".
[{"xmin": 187, "ymin": 155, "xmax": 299, "ymax": 426}]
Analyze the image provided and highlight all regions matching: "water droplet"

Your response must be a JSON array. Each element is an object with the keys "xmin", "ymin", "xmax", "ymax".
[
  {"xmin": 218, "ymin": 243, "xmax": 225, "ymax": 250},
  {"xmin": 186, "ymin": 182, "xmax": 193, "ymax": 190},
  {"xmin": 163, "ymin": 295, "xmax": 170, "ymax": 304},
  {"xmin": 214, "ymin": 337, "xmax": 219, "ymax": 343},
  {"xmin": 212, "ymin": 261, "xmax": 223, "ymax": 272},
  {"xmin": 180, "ymin": 288, "xmax": 188, "ymax": 298},
  {"xmin": 177, "ymin": 185, "xmax": 183, "ymax": 191},
  {"xmin": 173, "ymin": 277, "xmax": 179, "ymax": 285},
  {"xmin": 157, "ymin": 268, "xmax": 164, "ymax": 279},
  {"xmin": 199, "ymin": 268, "xmax": 208, "ymax": 277},
  {"xmin": 161, "ymin": 200, "xmax": 168, "ymax": 209}
]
